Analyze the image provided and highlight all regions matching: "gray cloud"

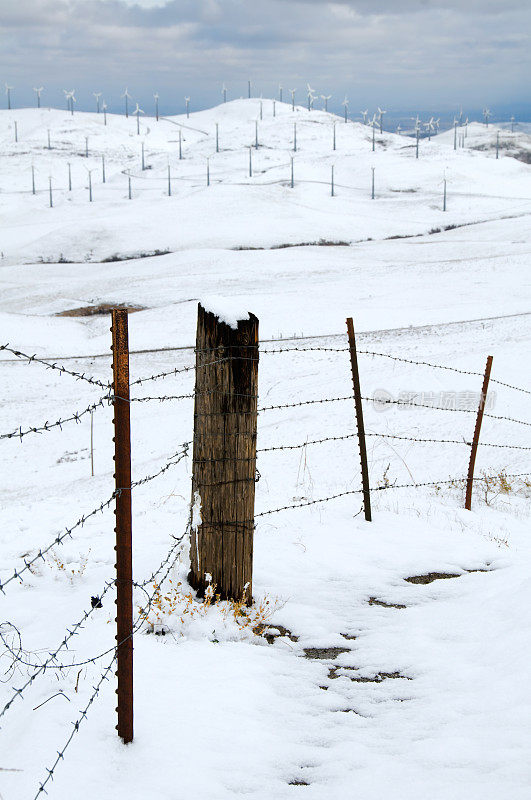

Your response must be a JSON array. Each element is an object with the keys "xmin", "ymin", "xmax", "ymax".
[{"xmin": 0, "ymin": 0, "xmax": 529, "ymax": 114}]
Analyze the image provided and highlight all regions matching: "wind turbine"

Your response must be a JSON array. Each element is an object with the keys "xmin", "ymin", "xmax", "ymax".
[
  {"xmin": 5, "ymin": 83, "xmax": 13, "ymax": 110},
  {"xmin": 425, "ymin": 117, "xmax": 436, "ymax": 142},
  {"xmin": 377, "ymin": 107, "xmax": 386, "ymax": 134},
  {"xmin": 342, "ymin": 96, "xmax": 349, "ymax": 123},
  {"xmin": 93, "ymin": 92, "xmax": 102, "ymax": 113},
  {"xmin": 396, "ymin": 123, "xmax": 402, "ymax": 135},
  {"xmin": 65, "ymin": 90, "xmax": 76, "ymax": 115},
  {"xmin": 453, "ymin": 116, "xmax": 459, "ymax": 150},
  {"xmin": 321, "ymin": 94, "xmax": 332, "ymax": 113},
  {"xmin": 278, "ymin": 84, "xmax": 283, "ymax": 103},
  {"xmin": 370, "ymin": 113, "xmax": 378, "ymax": 151},
  {"xmin": 222, "ymin": 83, "xmax": 227, "ymax": 103},
  {"xmin": 185, "ymin": 96, "xmax": 190, "ymax": 118},
  {"xmin": 510, "ymin": 114, "xmax": 515, "ymax": 133},
  {"xmin": 361, "ymin": 109, "xmax": 368, "ymax": 125},
  {"xmin": 33, "ymin": 87, "xmax": 44, "ymax": 108},
  {"xmin": 134, "ymin": 103, "xmax": 144, "ymax": 135},
  {"xmin": 483, "ymin": 107, "xmax": 491, "ymax": 127},
  {"xmin": 306, "ymin": 84, "xmax": 315, "ymax": 112},
  {"xmin": 122, "ymin": 88, "xmax": 132, "ymax": 118},
  {"xmin": 102, "ymin": 100, "xmax": 108, "ymax": 126},
  {"xmin": 289, "ymin": 88, "xmax": 296, "ymax": 111},
  {"xmin": 154, "ymin": 92, "xmax": 159, "ymax": 121}
]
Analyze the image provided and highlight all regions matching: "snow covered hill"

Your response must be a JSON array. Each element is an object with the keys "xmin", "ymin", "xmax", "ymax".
[{"xmin": 0, "ymin": 100, "xmax": 530, "ymax": 799}]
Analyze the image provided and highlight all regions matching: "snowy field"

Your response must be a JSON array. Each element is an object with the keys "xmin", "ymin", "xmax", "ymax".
[{"xmin": 0, "ymin": 100, "xmax": 530, "ymax": 799}]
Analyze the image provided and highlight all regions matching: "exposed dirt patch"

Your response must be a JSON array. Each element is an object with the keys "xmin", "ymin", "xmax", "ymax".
[
  {"xmin": 101, "ymin": 249, "xmax": 170, "ymax": 262},
  {"xmin": 368, "ymin": 597, "xmax": 407, "ymax": 609},
  {"xmin": 263, "ymin": 624, "xmax": 299, "ymax": 645},
  {"xmin": 405, "ymin": 572, "xmax": 461, "ymax": 584},
  {"xmin": 340, "ymin": 632, "xmax": 357, "ymax": 640},
  {"xmin": 56, "ymin": 303, "xmax": 145, "ymax": 317},
  {"xmin": 303, "ymin": 646, "xmax": 350, "ymax": 660},
  {"xmin": 288, "ymin": 779, "xmax": 310, "ymax": 786},
  {"xmin": 328, "ymin": 666, "xmax": 411, "ymax": 683},
  {"xmin": 233, "ymin": 239, "xmax": 350, "ymax": 251}
]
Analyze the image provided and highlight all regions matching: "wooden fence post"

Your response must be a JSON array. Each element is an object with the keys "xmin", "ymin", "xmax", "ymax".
[
  {"xmin": 189, "ymin": 303, "xmax": 259, "ymax": 602},
  {"xmin": 465, "ymin": 355, "xmax": 493, "ymax": 510},
  {"xmin": 346, "ymin": 317, "xmax": 372, "ymax": 521},
  {"xmin": 111, "ymin": 309, "xmax": 133, "ymax": 743}
]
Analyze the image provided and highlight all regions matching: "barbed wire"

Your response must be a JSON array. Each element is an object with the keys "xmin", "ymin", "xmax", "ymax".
[
  {"xmin": 32, "ymin": 525, "xmax": 189, "ymax": 799},
  {"xmin": 0, "ymin": 525, "xmax": 190, "ymax": 727},
  {"xmin": 0, "ymin": 443, "xmax": 190, "ymax": 598},
  {"xmin": 252, "ymin": 470, "xmax": 531, "ymax": 518},
  {"xmin": 0, "ymin": 579, "xmax": 115, "ymax": 719},
  {"xmin": 33, "ymin": 653, "xmax": 116, "ymax": 797},
  {"xmin": 0, "ymin": 392, "xmax": 111, "ymax": 442},
  {"xmin": 0, "ymin": 344, "xmax": 111, "ymax": 390},
  {"xmin": 131, "ymin": 444, "xmax": 190, "ymax": 488},
  {"xmin": 361, "ymin": 395, "xmax": 531, "ymax": 427},
  {"xmin": 0, "ymin": 492, "xmax": 118, "ymax": 597},
  {"xmin": 129, "ymin": 355, "xmax": 247, "ymax": 387}
]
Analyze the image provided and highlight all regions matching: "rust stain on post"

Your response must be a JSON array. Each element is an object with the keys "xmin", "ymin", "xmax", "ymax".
[
  {"xmin": 111, "ymin": 309, "xmax": 133, "ymax": 743},
  {"xmin": 465, "ymin": 355, "xmax": 493, "ymax": 511},
  {"xmin": 189, "ymin": 303, "xmax": 259, "ymax": 602},
  {"xmin": 346, "ymin": 317, "xmax": 372, "ymax": 522}
]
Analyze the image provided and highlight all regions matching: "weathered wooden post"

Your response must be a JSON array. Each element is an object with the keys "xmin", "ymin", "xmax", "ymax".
[
  {"xmin": 189, "ymin": 303, "xmax": 259, "ymax": 602},
  {"xmin": 465, "ymin": 355, "xmax": 493, "ymax": 510}
]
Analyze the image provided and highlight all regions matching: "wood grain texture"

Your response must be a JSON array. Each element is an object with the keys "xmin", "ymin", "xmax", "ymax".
[{"xmin": 189, "ymin": 304, "xmax": 259, "ymax": 601}]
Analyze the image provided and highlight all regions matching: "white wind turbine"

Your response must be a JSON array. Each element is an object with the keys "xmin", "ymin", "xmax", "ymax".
[
  {"xmin": 185, "ymin": 96, "xmax": 190, "ymax": 118},
  {"xmin": 278, "ymin": 84, "xmax": 283, "ymax": 103},
  {"xmin": 5, "ymin": 83, "xmax": 13, "ymax": 110},
  {"xmin": 134, "ymin": 103, "xmax": 144, "ymax": 134},
  {"xmin": 370, "ymin": 113, "xmax": 378, "ymax": 150},
  {"xmin": 483, "ymin": 107, "xmax": 491, "ymax": 127},
  {"xmin": 306, "ymin": 84, "xmax": 315, "ymax": 111},
  {"xmin": 93, "ymin": 92, "xmax": 102, "ymax": 113},
  {"xmin": 154, "ymin": 92, "xmax": 159, "ymax": 121},
  {"xmin": 222, "ymin": 83, "xmax": 227, "ymax": 103},
  {"xmin": 33, "ymin": 86, "xmax": 44, "ymax": 108},
  {"xmin": 65, "ymin": 89, "xmax": 76, "ymax": 115},
  {"xmin": 377, "ymin": 106, "xmax": 386, "ymax": 133},
  {"xmin": 361, "ymin": 109, "xmax": 368, "ymax": 125},
  {"xmin": 341, "ymin": 96, "xmax": 349, "ymax": 123},
  {"xmin": 321, "ymin": 94, "xmax": 332, "ymax": 113},
  {"xmin": 102, "ymin": 100, "xmax": 108, "ymax": 126},
  {"xmin": 122, "ymin": 88, "xmax": 132, "ymax": 118},
  {"xmin": 289, "ymin": 88, "xmax": 296, "ymax": 111}
]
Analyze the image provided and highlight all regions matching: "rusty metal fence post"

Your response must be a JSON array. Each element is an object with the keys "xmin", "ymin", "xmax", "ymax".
[
  {"xmin": 465, "ymin": 355, "xmax": 493, "ymax": 511},
  {"xmin": 111, "ymin": 309, "xmax": 133, "ymax": 743},
  {"xmin": 346, "ymin": 317, "xmax": 372, "ymax": 521},
  {"xmin": 189, "ymin": 303, "xmax": 259, "ymax": 602}
]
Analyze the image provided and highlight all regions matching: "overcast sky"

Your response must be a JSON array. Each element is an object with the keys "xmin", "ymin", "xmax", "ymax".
[{"xmin": 1, "ymin": 0, "xmax": 530, "ymax": 117}]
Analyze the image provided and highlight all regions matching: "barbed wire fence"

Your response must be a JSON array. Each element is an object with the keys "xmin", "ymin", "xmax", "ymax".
[{"xmin": 0, "ymin": 310, "xmax": 530, "ymax": 795}]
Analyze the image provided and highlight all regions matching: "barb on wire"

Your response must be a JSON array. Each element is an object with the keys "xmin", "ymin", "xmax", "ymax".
[
  {"xmin": 0, "ymin": 392, "xmax": 111, "ymax": 442},
  {"xmin": 0, "ymin": 344, "xmax": 111, "ymax": 390}
]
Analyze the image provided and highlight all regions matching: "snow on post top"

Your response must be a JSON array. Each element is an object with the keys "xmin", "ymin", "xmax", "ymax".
[{"xmin": 200, "ymin": 297, "xmax": 251, "ymax": 330}]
